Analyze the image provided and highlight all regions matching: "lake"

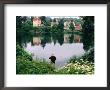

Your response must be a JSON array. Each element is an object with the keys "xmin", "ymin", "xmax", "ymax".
[{"xmin": 17, "ymin": 32, "xmax": 89, "ymax": 68}]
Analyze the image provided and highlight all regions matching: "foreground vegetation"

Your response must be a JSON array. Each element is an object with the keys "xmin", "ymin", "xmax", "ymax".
[
  {"xmin": 55, "ymin": 62, "xmax": 94, "ymax": 74},
  {"xmin": 55, "ymin": 48, "xmax": 94, "ymax": 74},
  {"xmin": 16, "ymin": 45, "xmax": 94, "ymax": 74},
  {"xmin": 16, "ymin": 45, "xmax": 54, "ymax": 74}
]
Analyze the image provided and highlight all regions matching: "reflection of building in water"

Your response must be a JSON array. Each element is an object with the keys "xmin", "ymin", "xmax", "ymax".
[
  {"xmin": 64, "ymin": 34, "xmax": 81, "ymax": 43},
  {"xmin": 64, "ymin": 34, "xmax": 71, "ymax": 43},
  {"xmin": 32, "ymin": 37, "xmax": 41, "ymax": 46},
  {"xmin": 74, "ymin": 34, "xmax": 81, "ymax": 43},
  {"xmin": 33, "ymin": 16, "xmax": 42, "ymax": 27}
]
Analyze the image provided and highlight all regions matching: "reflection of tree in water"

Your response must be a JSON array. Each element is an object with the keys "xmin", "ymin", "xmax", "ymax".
[
  {"xmin": 40, "ymin": 32, "xmax": 64, "ymax": 47},
  {"xmin": 17, "ymin": 29, "xmax": 93, "ymax": 50},
  {"xmin": 51, "ymin": 32, "xmax": 64, "ymax": 46},
  {"xmin": 69, "ymin": 33, "xmax": 74, "ymax": 43},
  {"xmin": 16, "ymin": 32, "xmax": 33, "ymax": 47},
  {"xmin": 57, "ymin": 32, "xmax": 64, "ymax": 45},
  {"xmin": 41, "ymin": 33, "xmax": 51, "ymax": 48},
  {"xmin": 51, "ymin": 33, "xmax": 57, "ymax": 45}
]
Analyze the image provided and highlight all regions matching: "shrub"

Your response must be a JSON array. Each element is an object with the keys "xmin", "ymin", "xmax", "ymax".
[
  {"xmin": 16, "ymin": 44, "xmax": 32, "ymax": 61},
  {"xmin": 16, "ymin": 44, "xmax": 54, "ymax": 74},
  {"xmin": 62, "ymin": 48, "xmax": 94, "ymax": 74},
  {"xmin": 16, "ymin": 57, "xmax": 54, "ymax": 74},
  {"xmin": 55, "ymin": 60, "xmax": 94, "ymax": 74},
  {"xmin": 82, "ymin": 47, "xmax": 94, "ymax": 62}
]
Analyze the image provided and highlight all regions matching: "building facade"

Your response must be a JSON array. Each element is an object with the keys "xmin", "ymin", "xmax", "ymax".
[{"xmin": 33, "ymin": 17, "xmax": 42, "ymax": 27}]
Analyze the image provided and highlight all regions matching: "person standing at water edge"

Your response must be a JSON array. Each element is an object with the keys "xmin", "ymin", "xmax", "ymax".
[{"xmin": 49, "ymin": 54, "xmax": 56, "ymax": 67}]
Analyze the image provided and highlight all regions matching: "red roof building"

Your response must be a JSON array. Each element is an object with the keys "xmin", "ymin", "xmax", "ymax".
[
  {"xmin": 33, "ymin": 17, "xmax": 41, "ymax": 27},
  {"xmin": 75, "ymin": 24, "xmax": 82, "ymax": 30}
]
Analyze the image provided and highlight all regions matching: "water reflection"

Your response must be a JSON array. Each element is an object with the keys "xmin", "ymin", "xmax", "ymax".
[
  {"xmin": 17, "ymin": 32, "xmax": 92, "ymax": 68},
  {"xmin": 32, "ymin": 37, "xmax": 41, "ymax": 46},
  {"xmin": 30, "ymin": 33, "xmax": 82, "ymax": 47}
]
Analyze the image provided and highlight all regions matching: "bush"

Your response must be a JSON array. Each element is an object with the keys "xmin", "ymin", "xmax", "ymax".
[
  {"xmin": 16, "ymin": 57, "xmax": 54, "ymax": 74},
  {"xmin": 16, "ymin": 44, "xmax": 32, "ymax": 61},
  {"xmin": 62, "ymin": 48, "xmax": 94, "ymax": 74},
  {"xmin": 16, "ymin": 44, "xmax": 54, "ymax": 74},
  {"xmin": 82, "ymin": 47, "xmax": 94, "ymax": 62},
  {"xmin": 55, "ymin": 60, "xmax": 94, "ymax": 74}
]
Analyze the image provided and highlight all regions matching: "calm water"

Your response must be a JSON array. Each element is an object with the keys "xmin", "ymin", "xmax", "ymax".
[{"xmin": 17, "ymin": 32, "xmax": 88, "ymax": 68}]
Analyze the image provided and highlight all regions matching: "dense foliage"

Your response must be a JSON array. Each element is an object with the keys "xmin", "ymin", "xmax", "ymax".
[
  {"xmin": 16, "ymin": 16, "xmax": 35, "ymax": 32},
  {"xmin": 16, "ymin": 44, "xmax": 32, "ymax": 61},
  {"xmin": 16, "ymin": 58, "xmax": 54, "ymax": 74},
  {"xmin": 16, "ymin": 44, "xmax": 54, "ymax": 74},
  {"xmin": 82, "ymin": 16, "xmax": 94, "ymax": 51}
]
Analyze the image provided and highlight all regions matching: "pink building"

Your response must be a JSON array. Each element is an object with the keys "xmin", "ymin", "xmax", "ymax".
[
  {"xmin": 33, "ymin": 17, "xmax": 41, "ymax": 27},
  {"xmin": 75, "ymin": 24, "xmax": 82, "ymax": 30}
]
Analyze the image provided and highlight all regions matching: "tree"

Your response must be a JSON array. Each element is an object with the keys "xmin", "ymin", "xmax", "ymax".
[
  {"xmin": 40, "ymin": 16, "xmax": 47, "ymax": 25},
  {"xmin": 16, "ymin": 16, "xmax": 26, "ymax": 28},
  {"xmin": 69, "ymin": 22, "xmax": 75, "ymax": 31},
  {"xmin": 16, "ymin": 16, "xmax": 33, "ymax": 32},
  {"xmin": 51, "ymin": 24, "xmax": 58, "ymax": 33},
  {"xmin": 16, "ymin": 16, "xmax": 27, "ymax": 30},
  {"xmin": 82, "ymin": 16, "xmax": 94, "ymax": 51},
  {"xmin": 58, "ymin": 19, "xmax": 64, "ymax": 31}
]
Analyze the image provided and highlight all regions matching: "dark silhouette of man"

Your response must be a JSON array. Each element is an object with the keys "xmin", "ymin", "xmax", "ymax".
[{"xmin": 49, "ymin": 54, "xmax": 56, "ymax": 64}]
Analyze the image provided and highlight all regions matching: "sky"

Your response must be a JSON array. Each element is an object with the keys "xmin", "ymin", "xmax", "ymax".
[
  {"xmin": 27, "ymin": 16, "xmax": 80, "ymax": 19},
  {"xmin": 49, "ymin": 16, "xmax": 80, "ymax": 19}
]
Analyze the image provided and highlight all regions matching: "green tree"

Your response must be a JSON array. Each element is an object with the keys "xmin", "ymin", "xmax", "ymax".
[
  {"xmin": 40, "ymin": 16, "xmax": 48, "ymax": 26},
  {"xmin": 16, "ymin": 16, "xmax": 33, "ymax": 32},
  {"xmin": 58, "ymin": 19, "xmax": 64, "ymax": 30},
  {"xmin": 82, "ymin": 16, "xmax": 94, "ymax": 51},
  {"xmin": 51, "ymin": 24, "xmax": 58, "ymax": 33},
  {"xmin": 16, "ymin": 16, "xmax": 27, "ymax": 29},
  {"xmin": 69, "ymin": 22, "xmax": 75, "ymax": 31}
]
